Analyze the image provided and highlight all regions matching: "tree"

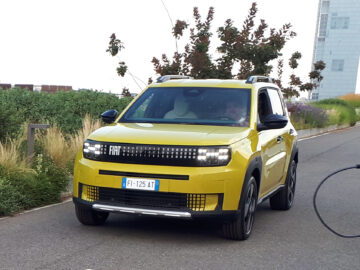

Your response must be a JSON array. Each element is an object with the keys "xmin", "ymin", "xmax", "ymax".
[
  {"xmin": 278, "ymin": 51, "xmax": 326, "ymax": 99},
  {"xmin": 151, "ymin": 3, "xmax": 296, "ymax": 80},
  {"xmin": 106, "ymin": 34, "xmax": 127, "ymax": 77},
  {"xmin": 121, "ymin": 87, "xmax": 131, "ymax": 97},
  {"xmin": 108, "ymin": 2, "xmax": 325, "ymax": 98}
]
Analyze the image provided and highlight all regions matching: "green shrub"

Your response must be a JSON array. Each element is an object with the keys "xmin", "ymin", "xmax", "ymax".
[
  {"xmin": 316, "ymin": 98, "xmax": 348, "ymax": 106},
  {"xmin": 340, "ymin": 94, "xmax": 360, "ymax": 108},
  {"xmin": 0, "ymin": 88, "xmax": 133, "ymax": 216},
  {"xmin": 0, "ymin": 102, "xmax": 24, "ymax": 142},
  {"xmin": 313, "ymin": 98, "xmax": 357, "ymax": 126},
  {"xmin": 0, "ymin": 154, "xmax": 69, "ymax": 216},
  {"xmin": 0, "ymin": 89, "xmax": 133, "ymax": 137},
  {"xmin": 0, "ymin": 176, "xmax": 25, "ymax": 216},
  {"xmin": 345, "ymin": 100, "xmax": 360, "ymax": 108},
  {"xmin": 288, "ymin": 103, "xmax": 328, "ymax": 130}
]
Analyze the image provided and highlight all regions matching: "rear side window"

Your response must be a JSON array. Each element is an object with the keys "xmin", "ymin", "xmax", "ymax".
[{"xmin": 267, "ymin": 89, "xmax": 285, "ymax": 116}]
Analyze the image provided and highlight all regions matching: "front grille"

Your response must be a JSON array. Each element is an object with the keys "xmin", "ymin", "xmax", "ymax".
[
  {"xmin": 83, "ymin": 140, "xmax": 230, "ymax": 167},
  {"xmin": 80, "ymin": 184, "xmax": 219, "ymax": 212},
  {"xmin": 99, "ymin": 187, "xmax": 188, "ymax": 209}
]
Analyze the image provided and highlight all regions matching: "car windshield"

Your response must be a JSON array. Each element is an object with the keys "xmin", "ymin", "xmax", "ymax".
[{"xmin": 120, "ymin": 87, "xmax": 251, "ymax": 127}]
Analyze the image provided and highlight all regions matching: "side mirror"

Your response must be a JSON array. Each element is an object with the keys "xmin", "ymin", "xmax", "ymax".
[
  {"xmin": 258, "ymin": 114, "xmax": 288, "ymax": 131},
  {"xmin": 101, "ymin": 109, "xmax": 118, "ymax": 124}
]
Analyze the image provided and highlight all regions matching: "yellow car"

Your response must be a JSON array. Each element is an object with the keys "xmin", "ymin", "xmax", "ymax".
[{"xmin": 73, "ymin": 75, "xmax": 298, "ymax": 240}]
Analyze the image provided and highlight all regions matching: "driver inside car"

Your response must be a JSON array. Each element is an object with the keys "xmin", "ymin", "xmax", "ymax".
[{"xmin": 224, "ymin": 100, "xmax": 249, "ymax": 125}]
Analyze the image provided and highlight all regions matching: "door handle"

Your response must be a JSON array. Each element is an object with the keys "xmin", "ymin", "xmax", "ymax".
[{"xmin": 277, "ymin": 136, "xmax": 284, "ymax": 143}]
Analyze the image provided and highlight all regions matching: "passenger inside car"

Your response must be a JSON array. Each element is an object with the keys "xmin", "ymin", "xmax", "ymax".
[{"xmin": 164, "ymin": 93, "xmax": 197, "ymax": 119}]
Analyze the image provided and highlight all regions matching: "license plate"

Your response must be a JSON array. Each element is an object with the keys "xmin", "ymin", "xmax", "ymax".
[{"xmin": 122, "ymin": 177, "xmax": 159, "ymax": 191}]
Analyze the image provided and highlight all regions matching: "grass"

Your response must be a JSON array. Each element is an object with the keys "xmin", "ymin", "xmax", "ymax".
[
  {"xmin": 0, "ymin": 138, "xmax": 34, "ymax": 175},
  {"xmin": 340, "ymin": 93, "xmax": 360, "ymax": 108},
  {"xmin": 68, "ymin": 114, "xmax": 102, "ymax": 159},
  {"xmin": 0, "ymin": 114, "xmax": 101, "ymax": 175},
  {"xmin": 0, "ymin": 114, "xmax": 102, "ymax": 216},
  {"xmin": 0, "ymin": 126, "xmax": 71, "ymax": 216},
  {"xmin": 41, "ymin": 125, "xmax": 69, "ymax": 169},
  {"xmin": 41, "ymin": 114, "xmax": 102, "ymax": 173}
]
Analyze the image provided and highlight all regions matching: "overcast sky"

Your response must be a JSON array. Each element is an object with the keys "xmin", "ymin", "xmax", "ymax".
[{"xmin": 0, "ymin": 0, "xmax": 319, "ymax": 94}]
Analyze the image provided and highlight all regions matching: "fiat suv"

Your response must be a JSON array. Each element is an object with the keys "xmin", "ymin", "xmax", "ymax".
[{"xmin": 73, "ymin": 75, "xmax": 298, "ymax": 240}]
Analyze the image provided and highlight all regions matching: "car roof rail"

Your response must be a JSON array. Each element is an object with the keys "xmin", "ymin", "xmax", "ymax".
[
  {"xmin": 156, "ymin": 75, "xmax": 193, "ymax": 83},
  {"xmin": 246, "ymin": 75, "xmax": 274, "ymax": 84}
]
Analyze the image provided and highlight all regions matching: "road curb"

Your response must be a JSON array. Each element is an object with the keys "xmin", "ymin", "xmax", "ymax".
[
  {"xmin": 61, "ymin": 176, "xmax": 73, "ymax": 200},
  {"xmin": 297, "ymin": 122, "xmax": 359, "ymax": 139}
]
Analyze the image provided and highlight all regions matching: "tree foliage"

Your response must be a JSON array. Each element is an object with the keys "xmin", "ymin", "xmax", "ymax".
[
  {"xmin": 279, "ymin": 51, "xmax": 326, "ymax": 99},
  {"xmin": 151, "ymin": 3, "xmax": 296, "ymax": 80},
  {"xmin": 106, "ymin": 34, "xmax": 127, "ymax": 77},
  {"xmin": 108, "ymin": 2, "xmax": 325, "ymax": 98},
  {"xmin": 121, "ymin": 87, "xmax": 131, "ymax": 97}
]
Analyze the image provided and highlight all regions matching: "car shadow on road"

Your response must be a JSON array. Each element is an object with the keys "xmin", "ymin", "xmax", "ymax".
[{"xmin": 77, "ymin": 201, "xmax": 274, "ymax": 244}]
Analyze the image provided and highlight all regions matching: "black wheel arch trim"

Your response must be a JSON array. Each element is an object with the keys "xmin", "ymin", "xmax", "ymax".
[
  {"xmin": 290, "ymin": 140, "xmax": 299, "ymax": 164},
  {"xmin": 243, "ymin": 156, "xmax": 263, "ymax": 199}
]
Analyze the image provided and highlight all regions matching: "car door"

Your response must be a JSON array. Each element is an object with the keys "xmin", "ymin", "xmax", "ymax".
[{"xmin": 258, "ymin": 88, "xmax": 289, "ymax": 197}]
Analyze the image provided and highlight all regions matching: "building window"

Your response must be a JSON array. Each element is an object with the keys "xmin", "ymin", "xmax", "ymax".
[
  {"xmin": 331, "ymin": 59, "xmax": 344, "ymax": 71},
  {"xmin": 331, "ymin": 16, "xmax": 350, "ymax": 29},
  {"xmin": 311, "ymin": 93, "xmax": 319, "ymax": 100},
  {"xmin": 319, "ymin": 14, "xmax": 328, "ymax": 37},
  {"xmin": 321, "ymin": 1, "xmax": 330, "ymax": 13}
]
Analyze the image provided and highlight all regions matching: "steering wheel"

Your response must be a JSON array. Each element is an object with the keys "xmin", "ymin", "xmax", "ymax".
[{"xmin": 215, "ymin": 115, "xmax": 236, "ymax": 121}]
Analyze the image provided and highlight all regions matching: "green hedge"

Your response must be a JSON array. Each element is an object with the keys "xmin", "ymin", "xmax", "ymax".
[
  {"xmin": 0, "ymin": 89, "xmax": 132, "ymax": 141},
  {"xmin": 288, "ymin": 98, "xmax": 359, "ymax": 130},
  {"xmin": 0, "ymin": 154, "xmax": 69, "ymax": 216},
  {"xmin": 314, "ymin": 98, "xmax": 358, "ymax": 126}
]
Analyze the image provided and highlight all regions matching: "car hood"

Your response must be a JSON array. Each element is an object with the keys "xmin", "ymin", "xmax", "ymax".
[{"xmin": 87, "ymin": 123, "xmax": 252, "ymax": 146}]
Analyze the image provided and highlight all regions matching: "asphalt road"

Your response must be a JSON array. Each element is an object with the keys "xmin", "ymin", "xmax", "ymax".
[{"xmin": 1, "ymin": 126, "xmax": 360, "ymax": 270}]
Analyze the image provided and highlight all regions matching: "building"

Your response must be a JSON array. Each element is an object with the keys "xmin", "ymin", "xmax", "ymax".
[
  {"xmin": 312, "ymin": 0, "xmax": 360, "ymax": 100},
  {"xmin": 0, "ymin": 84, "xmax": 72, "ymax": 93}
]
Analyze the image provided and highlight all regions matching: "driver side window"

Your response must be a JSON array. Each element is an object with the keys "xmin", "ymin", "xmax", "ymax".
[{"xmin": 258, "ymin": 91, "xmax": 272, "ymax": 124}]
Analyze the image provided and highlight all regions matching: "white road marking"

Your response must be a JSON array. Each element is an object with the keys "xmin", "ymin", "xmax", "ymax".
[{"xmin": 298, "ymin": 132, "xmax": 330, "ymax": 142}]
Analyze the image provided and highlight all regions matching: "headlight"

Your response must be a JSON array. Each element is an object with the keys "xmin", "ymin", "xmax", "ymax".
[
  {"xmin": 83, "ymin": 140, "xmax": 105, "ymax": 160},
  {"xmin": 197, "ymin": 147, "xmax": 231, "ymax": 166}
]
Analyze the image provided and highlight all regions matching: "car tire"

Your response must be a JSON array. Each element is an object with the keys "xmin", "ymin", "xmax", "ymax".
[
  {"xmin": 270, "ymin": 159, "xmax": 297, "ymax": 210},
  {"xmin": 222, "ymin": 176, "xmax": 258, "ymax": 240},
  {"xmin": 75, "ymin": 204, "xmax": 109, "ymax": 225}
]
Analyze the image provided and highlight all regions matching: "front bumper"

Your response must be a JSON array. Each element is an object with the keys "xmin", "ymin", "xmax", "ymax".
[
  {"xmin": 73, "ymin": 196, "xmax": 237, "ymax": 220},
  {"xmin": 73, "ymin": 156, "xmax": 248, "ymax": 212}
]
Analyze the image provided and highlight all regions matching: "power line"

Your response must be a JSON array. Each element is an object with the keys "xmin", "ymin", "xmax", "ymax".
[{"xmin": 160, "ymin": 0, "xmax": 178, "ymax": 53}]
